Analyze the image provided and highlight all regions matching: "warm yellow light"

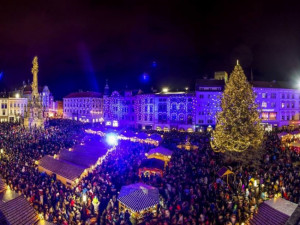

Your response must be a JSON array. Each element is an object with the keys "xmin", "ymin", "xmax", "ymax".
[
  {"xmin": 15, "ymin": 93, "xmax": 20, "ymax": 98},
  {"xmin": 162, "ymin": 87, "xmax": 169, "ymax": 93},
  {"xmin": 83, "ymin": 194, "xmax": 87, "ymax": 203}
]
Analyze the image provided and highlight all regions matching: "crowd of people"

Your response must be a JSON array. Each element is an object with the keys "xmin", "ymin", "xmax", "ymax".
[{"xmin": 0, "ymin": 120, "xmax": 299, "ymax": 225}]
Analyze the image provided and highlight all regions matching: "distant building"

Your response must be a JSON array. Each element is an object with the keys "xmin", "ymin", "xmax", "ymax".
[
  {"xmin": 63, "ymin": 91, "xmax": 103, "ymax": 123},
  {"xmin": 195, "ymin": 70, "xmax": 300, "ymax": 131}
]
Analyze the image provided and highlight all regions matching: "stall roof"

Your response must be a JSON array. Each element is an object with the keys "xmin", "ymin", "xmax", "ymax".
[
  {"xmin": 140, "ymin": 158, "xmax": 164, "ymax": 171},
  {"xmin": 118, "ymin": 183, "xmax": 159, "ymax": 212},
  {"xmin": 250, "ymin": 198, "xmax": 298, "ymax": 225},
  {"xmin": 59, "ymin": 141, "xmax": 107, "ymax": 168},
  {"xmin": 0, "ymin": 195, "xmax": 39, "ymax": 225},
  {"xmin": 38, "ymin": 155, "xmax": 85, "ymax": 181},
  {"xmin": 148, "ymin": 146, "xmax": 173, "ymax": 157}
]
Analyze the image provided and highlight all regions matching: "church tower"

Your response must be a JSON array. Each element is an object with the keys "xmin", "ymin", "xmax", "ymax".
[{"xmin": 24, "ymin": 56, "xmax": 45, "ymax": 129}]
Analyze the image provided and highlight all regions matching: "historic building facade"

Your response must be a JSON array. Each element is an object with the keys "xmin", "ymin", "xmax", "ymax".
[
  {"xmin": 195, "ymin": 72, "xmax": 300, "ymax": 130},
  {"xmin": 63, "ymin": 68, "xmax": 300, "ymax": 131},
  {"xmin": 63, "ymin": 92, "xmax": 103, "ymax": 123}
]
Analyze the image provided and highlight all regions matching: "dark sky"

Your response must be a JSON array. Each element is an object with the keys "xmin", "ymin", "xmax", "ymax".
[{"xmin": 1, "ymin": 0, "xmax": 300, "ymax": 99}]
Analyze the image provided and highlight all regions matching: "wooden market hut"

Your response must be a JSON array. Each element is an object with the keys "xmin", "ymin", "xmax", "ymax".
[
  {"xmin": 146, "ymin": 146, "xmax": 173, "ymax": 166},
  {"xmin": 37, "ymin": 139, "xmax": 109, "ymax": 187},
  {"xmin": 0, "ymin": 195, "xmax": 39, "ymax": 225},
  {"xmin": 118, "ymin": 183, "xmax": 159, "ymax": 221},
  {"xmin": 138, "ymin": 158, "xmax": 165, "ymax": 177},
  {"xmin": 38, "ymin": 155, "xmax": 86, "ymax": 187}
]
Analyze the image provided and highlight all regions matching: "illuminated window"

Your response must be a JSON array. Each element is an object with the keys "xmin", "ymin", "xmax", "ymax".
[
  {"xmin": 261, "ymin": 112, "xmax": 268, "ymax": 120},
  {"xmin": 262, "ymin": 93, "xmax": 267, "ymax": 98},
  {"xmin": 262, "ymin": 102, "xmax": 267, "ymax": 108},
  {"xmin": 281, "ymin": 103, "xmax": 285, "ymax": 108}
]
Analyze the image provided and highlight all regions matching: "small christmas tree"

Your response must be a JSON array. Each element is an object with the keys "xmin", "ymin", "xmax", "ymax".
[{"xmin": 211, "ymin": 61, "xmax": 264, "ymax": 153}]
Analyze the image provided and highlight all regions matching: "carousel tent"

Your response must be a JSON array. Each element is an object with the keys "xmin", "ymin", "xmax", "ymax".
[
  {"xmin": 250, "ymin": 198, "xmax": 298, "ymax": 225},
  {"xmin": 118, "ymin": 183, "xmax": 159, "ymax": 212}
]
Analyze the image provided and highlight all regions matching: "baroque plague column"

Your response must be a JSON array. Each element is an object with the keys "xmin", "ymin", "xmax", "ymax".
[{"xmin": 24, "ymin": 56, "xmax": 45, "ymax": 129}]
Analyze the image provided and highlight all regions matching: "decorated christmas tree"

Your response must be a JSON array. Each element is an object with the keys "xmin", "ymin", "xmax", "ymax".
[{"xmin": 211, "ymin": 61, "xmax": 264, "ymax": 153}]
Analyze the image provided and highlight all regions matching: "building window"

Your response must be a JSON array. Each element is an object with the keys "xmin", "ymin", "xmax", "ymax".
[
  {"xmin": 282, "ymin": 94, "xmax": 285, "ymax": 99},
  {"xmin": 269, "ymin": 112, "xmax": 276, "ymax": 120},
  {"xmin": 262, "ymin": 93, "xmax": 267, "ymax": 98},
  {"xmin": 281, "ymin": 103, "xmax": 285, "ymax": 108},
  {"xmin": 271, "ymin": 93, "xmax": 276, "ymax": 99},
  {"xmin": 262, "ymin": 102, "xmax": 267, "ymax": 108},
  {"xmin": 207, "ymin": 119, "xmax": 213, "ymax": 124},
  {"xmin": 171, "ymin": 114, "xmax": 176, "ymax": 121},
  {"xmin": 287, "ymin": 115, "xmax": 290, "ymax": 120},
  {"xmin": 199, "ymin": 94, "xmax": 204, "ymax": 99},
  {"xmin": 261, "ymin": 112, "xmax": 268, "ymax": 120},
  {"xmin": 271, "ymin": 102, "xmax": 276, "ymax": 108},
  {"xmin": 282, "ymin": 115, "xmax": 285, "ymax": 120},
  {"xmin": 198, "ymin": 120, "xmax": 204, "ymax": 124}
]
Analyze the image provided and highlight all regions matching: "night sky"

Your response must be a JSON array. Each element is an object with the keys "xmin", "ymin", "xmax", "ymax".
[{"xmin": 1, "ymin": 0, "xmax": 300, "ymax": 99}]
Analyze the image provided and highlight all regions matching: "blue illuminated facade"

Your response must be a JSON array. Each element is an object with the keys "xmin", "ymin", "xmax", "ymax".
[{"xmin": 63, "ymin": 72, "xmax": 300, "ymax": 131}]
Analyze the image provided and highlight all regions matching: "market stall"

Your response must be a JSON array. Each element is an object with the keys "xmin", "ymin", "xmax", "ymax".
[
  {"xmin": 145, "ymin": 146, "xmax": 173, "ymax": 166},
  {"xmin": 118, "ymin": 183, "xmax": 159, "ymax": 222},
  {"xmin": 138, "ymin": 158, "xmax": 165, "ymax": 177}
]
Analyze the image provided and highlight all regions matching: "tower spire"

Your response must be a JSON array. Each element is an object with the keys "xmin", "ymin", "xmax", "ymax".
[{"xmin": 236, "ymin": 59, "xmax": 239, "ymax": 65}]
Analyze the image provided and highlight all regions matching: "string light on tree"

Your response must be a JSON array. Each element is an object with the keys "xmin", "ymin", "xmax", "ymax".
[{"xmin": 211, "ymin": 61, "xmax": 264, "ymax": 153}]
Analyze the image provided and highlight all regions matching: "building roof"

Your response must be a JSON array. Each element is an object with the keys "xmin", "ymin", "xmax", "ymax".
[
  {"xmin": 195, "ymin": 79, "xmax": 297, "ymax": 90},
  {"xmin": 64, "ymin": 91, "xmax": 102, "ymax": 99},
  {"xmin": 140, "ymin": 158, "xmax": 165, "ymax": 171},
  {"xmin": 148, "ymin": 146, "xmax": 172, "ymax": 157},
  {"xmin": 38, "ymin": 155, "xmax": 85, "ymax": 181},
  {"xmin": 250, "ymin": 198, "xmax": 298, "ymax": 225},
  {"xmin": 251, "ymin": 81, "xmax": 293, "ymax": 89},
  {"xmin": 196, "ymin": 79, "xmax": 225, "ymax": 87},
  {"xmin": 0, "ymin": 195, "xmax": 39, "ymax": 225},
  {"xmin": 118, "ymin": 183, "xmax": 159, "ymax": 212}
]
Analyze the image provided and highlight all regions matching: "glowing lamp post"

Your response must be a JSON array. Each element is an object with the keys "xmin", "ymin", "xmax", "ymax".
[
  {"xmin": 106, "ymin": 133, "xmax": 118, "ymax": 146},
  {"xmin": 162, "ymin": 87, "xmax": 169, "ymax": 93}
]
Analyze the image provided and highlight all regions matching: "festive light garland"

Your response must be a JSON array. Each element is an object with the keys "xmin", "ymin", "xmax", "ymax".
[{"xmin": 211, "ymin": 63, "xmax": 264, "ymax": 153}]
